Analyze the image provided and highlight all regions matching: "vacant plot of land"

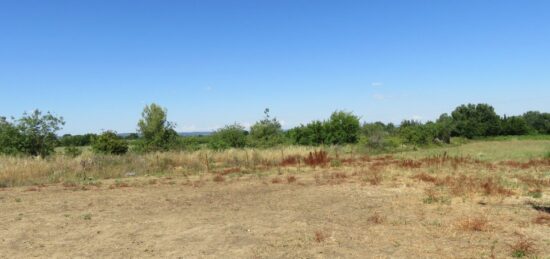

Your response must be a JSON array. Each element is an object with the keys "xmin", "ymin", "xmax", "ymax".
[
  {"xmin": 1, "ymin": 140, "xmax": 549, "ymax": 258},
  {"xmin": 1, "ymin": 170, "xmax": 549, "ymax": 258}
]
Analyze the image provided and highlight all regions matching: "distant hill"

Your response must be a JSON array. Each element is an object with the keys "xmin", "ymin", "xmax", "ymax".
[{"xmin": 179, "ymin": 131, "xmax": 213, "ymax": 137}]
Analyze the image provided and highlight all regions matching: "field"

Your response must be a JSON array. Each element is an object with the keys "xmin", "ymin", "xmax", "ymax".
[{"xmin": 1, "ymin": 139, "xmax": 550, "ymax": 258}]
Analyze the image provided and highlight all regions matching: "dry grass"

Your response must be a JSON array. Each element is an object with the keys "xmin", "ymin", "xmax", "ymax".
[
  {"xmin": 367, "ymin": 212, "xmax": 386, "ymax": 224},
  {"xmin": 532, "ymin": 213, "xmax": 550, "ymax": 226},
  {"xmin": 286, "ymin": 175, "xmax": 297, "ymax": 184},
  {"xmin": 213, "ymin": 174, "xmax": 225, "ymax": 182},
  {"xmin": 0, "ymin": 140, "xmax": 549, "ymax": 257},
  {"xmin": 271, "ymin": 177, "xmax": 282, "ymax": 184},
  {"xmin": 314, "ymin": 230, "xmax": 328, "ymax": 243},
  {"xmin": 456, "ymin": 215, "xmax": 490, "ymax": 232},
  {"xmin": 509, "ymin": 236, "xmax": 537, "ymax": 258}
]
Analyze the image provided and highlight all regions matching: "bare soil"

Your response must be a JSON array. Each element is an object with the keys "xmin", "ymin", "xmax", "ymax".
[{"xmin": 1, "ymin": 174, "xmax": 549, "ymax": 258}]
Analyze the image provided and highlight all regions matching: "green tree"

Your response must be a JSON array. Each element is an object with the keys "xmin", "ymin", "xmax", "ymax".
[
  {"xmin": 501, "ymin": 115, "xmax": 529, "ymax": 135},
  {"xmin": 16, "ymin": 110, "xmax": 65, "ymax": 157},
  {"xmin": 287, "ymin": 120, "xmax": 326, "ymax": 146},
  {"xmin": 91, "ymin": 131, "xmax": 129, "ymax": 155},
  {"xmin": 451, "ymin": 103, "xmax": 501, "ymax": 138},
  {"xmin": 522, "ymin": 111, "xmax": 550, "ymax": 134},
  {"xmin": 249, "ymin": 108, "xmax": 284, "ymax": 147},
  {"xmin": 209, "ymin": 123, "xmax": 248, "ymax": 149},
  {"xmin": 58, "ymin": 133, "xmax": 96, "ymax": 147},
  {"xmin": 399, "ymin": 120, "xmax": 436, "ymax": 146},
  {"xmin": 0, "ymin": 117, "xmax": 23, "ymax": 155},
  {"xmin": 324, "ymin": 111, "xmax": 361, "ymax": 145},
  {"xmin": 137, "ymin": 103, "xmax": 178, "ymax": 151},
  {"xmin": 434, "ymin": 113, "xmax": 454, "ymax": 144}
]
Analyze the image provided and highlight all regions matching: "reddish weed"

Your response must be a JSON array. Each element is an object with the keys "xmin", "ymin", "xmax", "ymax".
[
  {"xmin": 314, "ymin": 230, "xmax": 327, "ymax": 243},
  {"xmin": 533, "ymin": 213, "xmax": 550, "ymax": 226},
  {"xmin": 367, "ymin": 171, "xmax": 383, "ymax": 185},
  {"xmin": 456, "ymin": 216, "xmax": 489, "ymax": 231},
  {"xmin": 509, "ymin": 236, "xmax": 537, "ymax": 258},
  {"xmin": 286, "ymin": 175, "xmax": 297, "ymax": 184},
  {"xmin": 412, "ymin": 173, "xmax": 437, "ymax": 183},
  {"xmin": 222, "ymin": 167, "xmax": 241, "ymax": 175},
  {"xmin": 399, "ymin": 159, "xmax": 422, "ymax": 169},
  {"xmin": 271, "ymin": 177, "xmax": 282, "ymax": 184},
  {"xmin": 280, "ymin": 155, "xmax": 301, "ymax": 166},
  {"xmin": 213, "ymin": 174, "xmax": 225, "ymax": 182},
  {"xmin": 367, "ymin": 212, "xmax": 385, "ymax": 224},
  {"xmin": 304, "ymin": 150, "xmax": 329, "ymax": 168}
]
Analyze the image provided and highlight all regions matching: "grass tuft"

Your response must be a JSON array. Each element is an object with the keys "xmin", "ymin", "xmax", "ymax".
[
  {"xmin": 509, "ymin": 236, "xmax": 536, "ymax": 258},
  {"xmin": 314, "ymin": 230, "xmax": 327, "ymax": 243},
  {"xmin": 456, "ymin": 216, "xmax": 489, "ymax": 231}
]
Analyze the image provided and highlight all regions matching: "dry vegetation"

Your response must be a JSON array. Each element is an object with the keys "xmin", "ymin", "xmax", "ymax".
[{"xmin": 1, "ymin": 140, "xmax": 549, "ymax": 257}]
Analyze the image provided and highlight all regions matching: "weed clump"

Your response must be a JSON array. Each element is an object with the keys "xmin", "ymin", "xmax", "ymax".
[
  {"xmin": 286, "ymin": 175, "xmax": 297, "ymax": 184},
  {"xmin": 367, "ymin": 212, "xmax": 386, "ymax": 224},
  {"xmin": 509, "ymin": 236, "xmax": 536, "ymax": 258},
  {"xmin": 304, "ymin": 150, "xmax": 329, "ymax": 168},
  {"xmin": 82, "ymin": 213, "xmax": 92, "ymax": 220},
  {"xmin": 213, "ymin": 174, "xmax": 225, "ymax": 182},
  {"xmin": 271, "ymin": 177, "xmax": 282, "ymax": 184},
  {"xmin": 314, "ymin": 230, "xmax": 327, "ymax": 243},
  {"xmin": 456, "ymin": 216, "xmax": 489, "ymax": 232},
  {"xmin": 280, "ymin": 155, "xmax": 301, "ymax": 166}
]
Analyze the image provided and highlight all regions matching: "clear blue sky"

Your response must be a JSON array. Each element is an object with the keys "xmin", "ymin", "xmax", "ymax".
[{"xmin": 1, "ymin": 0, "xmax": 549, "ymax": 134}]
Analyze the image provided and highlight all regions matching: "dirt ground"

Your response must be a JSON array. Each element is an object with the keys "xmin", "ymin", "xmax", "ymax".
[{"xmin": 1, "ymin": 173, "xmax": 549, "ymax": 258}]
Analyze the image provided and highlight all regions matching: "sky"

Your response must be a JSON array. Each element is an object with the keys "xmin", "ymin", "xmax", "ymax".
[{"xmin": 1, "ymin": 0, "xmax": 549, "ymax": 134}]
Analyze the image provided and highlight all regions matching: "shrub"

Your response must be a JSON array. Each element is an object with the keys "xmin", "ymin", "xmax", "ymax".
[
  {"xmin": 91, "ymin": 131, "xmax": 128, "ymax": 155},
  {"xmin": 0, "ymin": 117, "xmax": 23, "ymax": 155},
  {"xmin": 209, "ymin": 123, "xmax": 247, "ymax": 149},
  {"xmin": 58, "ymin": 133, "xmax": 96, "ymax": 147},
  {"xmin": 324, "ymin": 111, "xmax": 361, "ymax": 145},
  {"xmin": 64, "ymin": 146, "xmax": 82, "ymax": 157},
  {"xmin": 399, "ymin": 121, "xmax": 436, "ymax": 146},
  {"xmin": 249, "ymin": 109, "xmax": 284, "ymax": 148},
  {"xmin": 287, "ymin": 120, "xmax": 326, "ymax": 146}
]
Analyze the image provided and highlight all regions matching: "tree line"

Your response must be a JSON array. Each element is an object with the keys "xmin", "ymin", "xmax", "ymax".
[{"xmin": 1, "ymin": 103, "xmax": 549, "ymax": 157}]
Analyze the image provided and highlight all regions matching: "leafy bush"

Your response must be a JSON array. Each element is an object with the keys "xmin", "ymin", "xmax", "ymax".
[
  {"xmin": 91, "ymin": 131, "xmax": 128, "ymax": 155},
  {"xmin": 324, "ymin": 111, "xmax": 361, "ymax": 145},
  {"xmin": 58, "ymin": 133, "xmax": 96, "ymax": 147},
  {"xmin": 399, "ymin": 121, "xmax": 437, "ymax": 146},
  {"xmin": 209, "ymin": 123, "xmax": 247, "ymax": 149},
  {"xmin": 64, "ymin": 146, "xmax": 82, "ymax": 157},
  {"xmin": 287, "ymin": 120, "xmax": 326, "ymax": 146},
  {"xmin": 0, "ymin": 117, "xmax": 23, "ymax": 155},
  {"xmin": 249, "ymin": 109, "xmax": 284, "ymax": 148},
  {"xmin": 288, "ymin": 111, "xmax": 361, "ymax": 146}
]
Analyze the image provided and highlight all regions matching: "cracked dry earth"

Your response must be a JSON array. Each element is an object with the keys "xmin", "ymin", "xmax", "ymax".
[{"xmin": 1, "ymin": 175, "xmax": 549, "ymax": 258}]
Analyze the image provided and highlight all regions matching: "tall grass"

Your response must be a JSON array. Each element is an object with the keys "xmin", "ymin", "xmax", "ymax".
[{"xmin": 0, "ymin": 146, "xmax": 345, "ymax": 187}]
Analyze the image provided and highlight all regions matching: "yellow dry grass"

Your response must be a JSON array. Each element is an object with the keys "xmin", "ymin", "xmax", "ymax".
[{"xmin": 0, "ymin": 139, "xmax": 549, "ymax": 257}]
